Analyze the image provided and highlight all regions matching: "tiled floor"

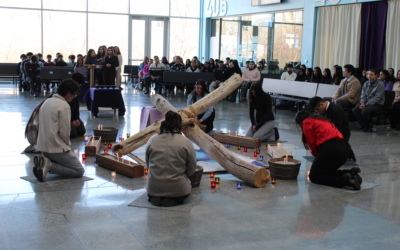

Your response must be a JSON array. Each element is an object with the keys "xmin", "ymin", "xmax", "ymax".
[{"xmin": 1, "ymin": 83, "xmax": 400, "ymax": 250}]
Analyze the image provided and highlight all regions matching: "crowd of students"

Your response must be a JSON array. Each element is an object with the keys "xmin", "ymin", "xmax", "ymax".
[{"xmin": 17, "ymin": 46, "xmax": 123, "ymax": 96}]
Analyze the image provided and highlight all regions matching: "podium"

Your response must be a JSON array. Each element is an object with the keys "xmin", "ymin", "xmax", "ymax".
[{"xmin": 85, "ymin": 64, "xmax": 102, "ymax": 87}]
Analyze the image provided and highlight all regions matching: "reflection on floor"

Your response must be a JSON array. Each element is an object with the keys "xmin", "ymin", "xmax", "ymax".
[{"xmin": 1, "ymin": 83, "xmax": 400, "ymax": 249}]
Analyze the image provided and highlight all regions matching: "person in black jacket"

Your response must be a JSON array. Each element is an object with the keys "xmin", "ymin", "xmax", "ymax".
[
  {"xmin": 222, "ymin": 60, "xmax": 242, "ymax": 102},
  {"xmin": 24, "ymin": 55, "xmax": 41, "ymax": 97},
  {"xmin": 209, "ymin": 61, "xmax": 228, "ymax": 92},
  {"xmin": 245, "ymin": 83, "xmax": 280, "ymax": 141},
  {"xmin": 55, "ymin": 54, "xmax": 68, "ymax": 66},
  {"xmin": 101, "ymin": 47, "xmax": 119, "ymax": 85},
  {"xmin": 308, "ymin": 96, "xmax": 351, "ymax": 143},
  {"xmin": 69, "ymin": 73, "xmax": 86, "ymax": 138}
]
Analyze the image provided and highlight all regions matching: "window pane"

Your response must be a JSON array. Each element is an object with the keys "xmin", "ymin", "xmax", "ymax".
[
  {"xmin": 211, "ymin": 19, "xmax": 219, "ymax": 37},
  {"xmin": 130, "ymin": 0, "xmax": 169, "ymax": 16},
  {"xmin": 241, "ymin": 25, "xmax": 252, "ymax": 61},
  {"xmin": 273, "ymin": 24, "xmax": 302, "ymax": 68},
  {"xmin": 43, "ymin": 11, "xmax": 87, "ymax": 60},
  {"xmin": 88, "ymin": 14, "xmax": 128, "ymax": 66},
  {"xmin": 131, "ymin": 19, "xmax": 145, "ymax": 60},
  {"xmin": 256, "ymin": 27, "xmax": 268, "ymax": 63},
  {"xmin": 275, "ymin": 11, "xmax": 303, "ymax": 24},
  {"xmin": 151, "ymin": 21, "xmax": 164, "ymax": 58},
  {"xmin": 43, "ymin": 0, "xmax": 86, "ymax": 11},
  {"xmin": 89, "ymin": 0, "xmax": 129, "ymax": 13},
  {"xmin": 0, "ymin": 0, "xmax": 40, "ymax": 8},
  {"xmin": 0, "ymin": 9, "xmax": 41, "ymax": 62},
  {"xmin": 169, "ymin": 18, "xmax": 199, "ymax": 62},
  {"xmin": 171, "ymin": 0, "xmax": 200, "ymax": 18},
  {"xmin": 220, "ymin": 21, "xmax": 238, "ymax": 60}
]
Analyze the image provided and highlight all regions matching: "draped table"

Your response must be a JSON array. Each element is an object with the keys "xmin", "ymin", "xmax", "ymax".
[{"xmin": 84, "ymin": 87, "xmax": 126, "ymax": 117}]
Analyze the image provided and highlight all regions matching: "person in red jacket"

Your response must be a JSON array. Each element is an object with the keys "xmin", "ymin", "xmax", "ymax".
[{"xmin": 295, "ymin": 111, "xmax": 361, "ymax": 190}]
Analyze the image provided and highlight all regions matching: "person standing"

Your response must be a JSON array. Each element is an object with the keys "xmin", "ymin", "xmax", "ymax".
[
  {"xmin": 83, "ymin": 49, "xmax": 97, "ymax": 82},
  {"xmin": 332, "ymin": 64, "xmax": 362, "ymax": 109},
  {"xmin": 113, "ymin": 46, "xmax": 123, "ymax": 88},
  {"xmin": 352, "ymin": 68, "xmax": 385, "ymax": 132},
  {"xmin": 146, "ymin": 111, "xmax": 197, "ymax": 207},
  {"xmin": 295, "ymin": 111, "xmax": 361, "ymax": 190},
  {"xmin": 34, "ymin": 79, "xmax": 85, "ymax": 182},
  {"xmin": 102, "ymin": 47, "xmax": 119, "ymax": 85},
  {"xmin": 96, "ymin": 46, "xmax": 106, "ymax": 85}
]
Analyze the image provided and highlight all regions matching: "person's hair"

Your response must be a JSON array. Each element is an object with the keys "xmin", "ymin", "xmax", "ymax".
[
  {"xmin": 27, "ymin": 52, "xmax": 33, "ymax": 56},
  {"xmin": 226, "ymin": 57, "xmax": 230, "ymax": 60},
  {"xmin": 97, "ymin": 46, "xmax": 105, "ymax": 58},
  {"xmin": 369, "ymin": 68, "xmax": 380, "ymax": 76},
  {"xmin": 295, "ymin": 68, "xmax": 306, "ymax": 81},
  {"xmin": 248, "ymin": 61, "xmax": 256, "ymax": 70},
  {"xmin": 105, "ymin": 47, "xmax": 114, "ymax": 57},
  {"xmin": 308, "ymin": 96, "xmax": 324, "ymax": 111},
  {"xmin": 70, "ymin": 55, "xmax": 76, "ymax": 60},
  {"xmin": 20, "ymin": 54, "xmax": 27, "ymax": 59},
  {"xmin": 46, "ymin": 54, "xmax": 52, "ymax": 58},
  {"xmin": 159, "ymin": 111, "xmax": 182, "ymax": 135},
  {"xmin": 190, "ymin": 80, "xmax": 209, "ymax": 104},
  {"xmin": 37, "ymin": 53, "xmax": 42, "ymax": 57},
  {"xmin": 209, "ymin": 58, "xmax": 214, "ymax": 65},
  {"xmin": 185, "ymin": 59, "xmax": 191, "ymax": 66},
  {"xmin": 380, "ymin": 69, "xmax": 390, "ymax": 81},
  {"xmin": 311, "ymin": 67, "xmax": 322, "ymax": 82},
  {"xmin": 161, "ymin": 56, "xmax": 169, "ymax": 65},
  {"xmin": 114, "ymin": 46, "xmax": 121, "ymax": 55},
  {"xmin": 287, "ymin": 63, "xmax": 293, "ymax": 68},
  {"xmin": 258, "ymin": 61, "xmax": 265, "ymax": 68},
  {"xmin": 300, "ymin": 64, "xmax": 306, "ymax": 69},
  {"xmin": 142, "ymin": 56, "xmax": 149, "ymax": 65},
  {"xmin": 388, "ymin": 68, "xmax": 394, "ymax": 75},
  {"xmin": 353, "ymin": 68, "xmax": 363, "ymax": 80},
  {"xmin": 215, "ymin": 59, "xmax": 219, "ymax": 62},
  {"xmin": 322, "ymin": 68, "xmax": 332, "ymax": 84},
  {"xmin": 77, "ymin": 54, "xmax": 83, "ymax": 57},
  {"xmin": 153, "ymin": 55, "xmax": 159, "ymax": 59},
  {"xmin": 31, "ymin": 55, "xmax": 38, "ymax": 63},
  {"xmin": 343, "ymin": 64, "xmax": 355, "ymax": 75},
  {"xmin": 71, "ymin": 72, "xmax": 85, "ymax": 85},
  {"xmin": 248, "ymin": 82, "xmax": 265, "ymax": 106},
  {"xmin": 332, "ymin": 66, "xmax": 343, "ymax": 85},
  {"xmin": 56, "ymin": 79, "xmax": 79, "ymax": 97},
  {"xmin": 84, "ymin": 49, "xmax": 95, "ymax": 64},
  {"xmin": 204, "ymin": 61, "xmax": 210, "ymax": 67},
  {"xmin": 295, "ymin": 110, "xmax": 334, "ymax": 150},
  {"xmin": 76, "ymin": 57, "xmax": 84, "ymax": 66},
  {"xmin": 230, "ymin": 60, "xmax": 240, "ymax": 71},
  {"xmin": 397, "ymin": 70, "xmax": 400, "ymax": 81},
  {"xmin": 57, "ymin": 54, "xmax": 63, "ymax": 59},
  {"xmin": 218, "ymin": 60, "xmax": 224, "ymax": 65}
]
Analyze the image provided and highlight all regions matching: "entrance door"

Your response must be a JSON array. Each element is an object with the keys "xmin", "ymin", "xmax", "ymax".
[{"xmin": 130, "ymin": 16, "xmax": 169, "ymax": 66}]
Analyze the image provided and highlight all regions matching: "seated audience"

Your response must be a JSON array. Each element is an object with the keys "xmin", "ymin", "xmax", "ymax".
[
  {"xmin": 240, "ymin": 61, "xmax": 261, "ymax": 102},
  {"xmin": 209, "ymin": 61, "xmax": 228, "ymax": 92},
  {"xmin": 311, "ymin": 67, "xmax": 323, "ymax": 83},
  {"xmin": 380, "ymin": 70, "xmax": 394, "ymax": 91},
  {"xmin": 295, "ymin": 68, "xmax": 306, "ymax": 82},
  {"xmin": 83, "ymin": 49, "xmax": 98, "ymax": 82},
  {"xmin": 305, "ymin": 68, "xmax": 313, "ymax": 82},
  {"xmin": 225, "ymin": 57, "xmax": 231, "ymax": 68},
  {"xmin": 208, "ymin": 58, "xmax": 215, "ymax": 70},
  {"xmin": 295, "ymin": 111, "xmax": 360, "ymax": 190},
  {"xmin": 37, "ymin": 53, "xmax": 45, "ymax": 64},
  {"xmin": 300, "ymin": 64, "xmax": 306, "ymax": 71},
  {"xmin": 169, "ymin": 57, "xmax": 185, "ymax": 95},
  {"xmin": 360, "ymin": 69, "xmax": 368, "ymax": 87},
  {"xmin": 257, "ymin": 61, "xmax": 268, "ymax": 74},
  {"xmin": 34, "ymin": 79, "xmax": 84, "ymax": 182},
  {"xmin": 146, "ymin": 111, "xmax": 197, "ymax": 207},
  {"xmin": 170, "ymin": 56, "xmax": 176, "ymax": 68},
  {"xmin": 144, "ymin": 56, "xmax": 165, "ymax": 95},
  {"xmin": 55, "ymin": 54, "xmax": 67, "ymax": 66},
  {"xmin": 321, "ymin": 68, "xmax": 332, "ymax": 84},
  {"xmin": 143, "ymin": 59, "xmax": 153, "ymax": 77},
  {"xmin": 332, "ymin": 65, "xmax": 344, "ymax": 85},
  {"xmin": 195, "ymin": 60, "xmax": 203, "ymax": 70},
  {"xmin": 245, "ymin": 83, "xmax": 279, "ymax": 141},
  {"xmin": 185, "ymin": 59, "xmax": 191, "ymax": 68},
  {"xmin": 70, "ymin": 73, "xmax": 86, "ymax": 138},
  {"xmin": 352, "ymin": 68, "xmax": 385, "ymax": 132},
  {"xmin": 53, "ymin": 52, "xmax": 60, "ymax": 64},
  {"xmin": 17, "ymin": 54, "xmax": 27, "ymax": 91},
  {"xmin": 201, "ymin": 62, "xmax": 213, "ymax": 72},
  {"xmin": 102, "ymin": 47, "xmax": 119, "ymax": 85},
  {"xmin": 44, "ymin": 55, "xmax": 55, "ymax": 67},
  {"xmin": 390, "ymin": 70, "xmax": 400, "ymax": 131},
  {"xmin": 186, "ymin": 60, "xmax": 200, "ymax": 73},
  {"xmin": 332, "ymin": 64, "xmax": 361, "ymax": 109},
  {"xmin": 187, "ymin": 80, "xmax": 215, "ymax": 133},
  {"xmin": 222, "ymin": 60, "xmax": 242, "ymax": 102},
  {"xmin": 74, "ymin": 57, "xmax": 86, "ymax": 76},
  {"xmin": 388, "ymin": 68, "xmax": 396, "ymax": 83},
  {"xmin": 36, "ymin": 54, "xmax": 44, "ymax": 68},
  {"xmin": 67, "ymin": 55, "xmax": 76, "ymax": 67},
  {"xmin": 214, "ymin": 59, "xmax": 219, "ymax": 68},
  {"xmin": 138, "ymin": 56, "xmax": 149, "ymax": 83},
  {"xmin": 24, "ymin": 55, "xmax": 41, "ymax": 97},
  {"xmin": 309, "ymin": 96, "xmax": 351, "ymax": 143},
  {"xmin": 281, "ymin": 64, "xmax": 297, "ymax": 81},
  {"xmin": 162, "ymin": 56, "xmax": 170, "ymax": 71},
  {"xmin": 245, "ymin": 61, "xmax": 250, "ymax": 69}
]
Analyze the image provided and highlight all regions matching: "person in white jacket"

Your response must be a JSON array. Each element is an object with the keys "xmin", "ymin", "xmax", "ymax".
[
  {"xmin": 114, "ymin": 46, "xmax": 123, "ymax": 88},
  {"xmin": 240, "ymin": 61, "xmax": 261, "ymax": 102},
  {"xmin": 34, "ymin": 79, "xmax": 84, "ymax": 182}
]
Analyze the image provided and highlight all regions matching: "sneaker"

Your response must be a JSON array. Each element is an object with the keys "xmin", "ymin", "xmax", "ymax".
[
  {"xmin": 349, "ymin": 167, "xmax": 362, "ymax": 185},
  {"xmin": 41, "ymin": 156, "xmax": 51, "ymax": 177},
  {"xmin": 273, "ymin": 127, "xmax": 280, "ymax": 141},
  {"xmin": 343, "ymin": 173, "xmax": 361, "ymax": 190}
]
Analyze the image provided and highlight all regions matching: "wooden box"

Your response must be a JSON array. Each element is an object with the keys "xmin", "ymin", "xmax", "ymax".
[
  {"xmin": 95, "ymin": 153, "xmax": 144, "ymax": 178},
  {"xmin": 213, "ymin": 132, "xmax": 261, "ymax": 148},
  {"xmin": 93, "ymin": 127, "xmax": 118, "ymax": 142},
  {"xmin": 85, "ymin": 136, "xmax": 102, "ymax": 156}
]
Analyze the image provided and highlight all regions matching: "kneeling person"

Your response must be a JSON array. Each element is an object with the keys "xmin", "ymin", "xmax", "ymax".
[
  {"xmin": 70, "ymin": 72, "xmax": 86, "ymax": 138},
  {"xmin": 146, "ymin": 111, "xmax": 197, "ymax": 207},
  {"xmin": 34, "ymin": 79, "xmax": 85, "ymax": 182}
]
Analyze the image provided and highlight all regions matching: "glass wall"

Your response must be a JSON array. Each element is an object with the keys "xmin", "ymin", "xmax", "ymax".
[
  {"xmin": 214, "ymin": 10, "xmax": 303, "ymax": 74},
  {"xmin": 0, "ymin": 0, "xmax": 200, "ymax": 63}
]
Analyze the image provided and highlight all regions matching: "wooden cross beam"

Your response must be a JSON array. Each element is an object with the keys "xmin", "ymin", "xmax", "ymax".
[{"xmin": 113, "ymin": 74, "xmax": 270, "ymax": 187}]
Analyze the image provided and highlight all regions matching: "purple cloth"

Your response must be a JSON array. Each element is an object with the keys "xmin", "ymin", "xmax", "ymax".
[
  {"xmin": 79, "ymin": 82, "xmax": 90, "ymax": 102},
  {"xmin": 359, "ymin": 1, "xmax": 388, "ymax": 70},
  {"xmin": 140, "ymin": 106, "xmax": 164, "ymax": 131},
  {"xmin": 384, "ymin": 81, "xmax": 393, "ymax": 91}
]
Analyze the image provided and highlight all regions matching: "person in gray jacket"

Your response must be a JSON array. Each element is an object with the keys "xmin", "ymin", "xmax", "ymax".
[
  {"xmin": 34, "ymin": 79, "xmax": 84, "ymax": 182},
  {"xmin": 352, "ymin": 68, "xmax": 385, "ymax": 132},
  {"xmin": 145, "ymin": 111, "xmax": 197, "ymax": 207}
]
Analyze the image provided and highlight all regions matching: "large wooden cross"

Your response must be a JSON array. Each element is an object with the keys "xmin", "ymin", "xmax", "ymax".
[{"xmin": 113, "ymin": 74, "xmax": 270, "ymax": 188}]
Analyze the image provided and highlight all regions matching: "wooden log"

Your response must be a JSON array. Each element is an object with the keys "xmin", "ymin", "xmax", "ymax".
[
  {"xmin": 96, "ymin": 153, "xmax": 144, "ymax": 178},
  {"xmin": 213, "ymin": 132, "xmax": 261, "ymax": 148},
  {"xmin": 268, "ymin": 144, "xmax": 291, "ymax": 158},
  {"xmin": 151, "ymin": 95, "xmax": 178, "ymax": 114},
  {"xmin": 113, "ymin": 120, "xmax": 161, "ymax": 156},
  {"xmin": 85, "ymin": 136, "xmax": 102, "ymax": 156},
  {"xmin": 185, "ymin": 125, "xmax": 270, "ymax": 188}
]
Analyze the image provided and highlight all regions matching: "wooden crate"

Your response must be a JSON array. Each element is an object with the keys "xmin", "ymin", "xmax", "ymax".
[
  {"xmin": 95, "ymin": 153, "xmax": 144, "ymax": 178},
  {"xmin": 85, "ymin": 136, "xmax": 102, "ymax": 156},
  {"xmin": 213, "ymin": 132, "xmax": 261, "ymax": 148}
]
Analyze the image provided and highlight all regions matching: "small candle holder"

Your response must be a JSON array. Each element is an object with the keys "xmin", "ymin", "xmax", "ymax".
[
  {"xmin": 82, "ymin": 154, "xmax": 86, "ymax": 159},
  {"xmin": 94, "ymin": 157, "xmax": 96, "ymax": 163},
  {"xmin": 254, "ymin": 152, "xmax": 257, "ymax": 157},
  {"xmin": 237, "ymin": 182, "xmax": 242, "ymax": 189},
  {"xmin": 256, "ymin": 147, "xmax": 260, "ymax": 154},
  {"xmin": 212, "ymin": 135, "xmax": 214, "ymax": 138},
  {"xmin": 244, "ymin": 152, "xmax": 247, "ymax": 156},
  {"xmin": 84, "ymin": 136, "xmax": 88, "ymax": 141},
  {"xmin": 215, "ymin": 177, "xmax": 220, "ymax": 184},
  {"xmin": 108, "ymin": 144, "xmax": 112, "ymax": 149},
  {"xmin": 84, "ymin": 141, "xmax": 87, "ymax": 146},
  {"xmin": 104, "ymin": 141, "xmax": 107, "ymax": 145},
  {"xmin": 211, "ymin": 181, "xmax": 216, "ymax": 188},
  {"xmin": 259, "ymin": 155, "xmax": 264, "ymax": 161},
  {"xmin": 121, "ymin": 138, "xmax": 124, "ymax": 142},
  {"xmin": 210, "ymin": 172, "xmax": 214, "ymax": 178},
  {"xmin": 119, "ymin": 134, "xmax": 122, "ymax": 139},
  {"xmin": 104, "ymin": 149, "xmax": 108, "ymax": 153},
  {"xmin": 271, "ymin": 178, "xmax": 276, "ymax": 184},
  {"xmin": 226, "ymin": 143, "xmax": 230, "ymax": 148},
  {"xmin": 244, "ymin": 147, "xmax": 247, "ymax": 152},
  {"xmin": 266, "ymin": 145, "xmax": 269, "ymax": 150},
  {"xmin": 111, "ymin": 171, "xmax": 116, "ymax": 177},
  {"xmin": 144, "ymin": 168, "xmax": 148, "ymax": 174},
  {"xmin": 127, "ymin": 133, "xmax": 130, "ymax": 138},
  {"xmin": 237, "ymin": 145, "xmax": 241, "ymax": 150}
]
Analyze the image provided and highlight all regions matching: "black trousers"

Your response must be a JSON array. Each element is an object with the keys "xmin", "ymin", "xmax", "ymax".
[
  {"xmin": 309, "ymin": 139, "xmax": 351, "ymax": 188},
  {"xmin": 145, "ymin": 76, "xmax": 163, "ymax": 92},
  {"xmin": 352, "ymin": 104, "xmax": 381, "ymax": 127},
  {"xmin": 70, "ymin": 119, "xmax": 86, "ymax": 138},
  {"xmin": 26, "ymin": 75, "xmax": 41, "ymax": 94},
  {"xmin": 390, "ymin": 102, "xmax": 400, "ymax": 129},
  {"xmin": 102, "ymin": 67, "xmax": 116, "ymax": 85},
  {"xmin": 148, "ymin": 194, "xmax": 189, "ymax": 206},
  {"xmin": 198, "ymin": 109, "xmax": 215, "ymax": 133}
]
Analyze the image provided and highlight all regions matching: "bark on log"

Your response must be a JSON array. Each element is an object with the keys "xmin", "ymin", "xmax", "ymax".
[{"xmin": 150, "ymin": 95, "xmax": 178, "ymax": 114}]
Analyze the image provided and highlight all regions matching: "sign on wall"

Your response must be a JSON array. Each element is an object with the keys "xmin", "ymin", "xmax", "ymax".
[
  {"xmin": 315, "ymin": 0, "xmax": 357, "ymax": 6},
  {"xmin": 206, "ymin": 0, "xmax": 228, "ymax": 17}
]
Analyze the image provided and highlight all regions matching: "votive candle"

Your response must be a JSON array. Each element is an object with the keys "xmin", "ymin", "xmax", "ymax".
[
  {"xmin": 259, "ymin": 155, "xmax": 264, "ymax": 161},
  {"xmin": 108, "ymin": 144, "xmax": 112, "ymax": 149},
  {"xmin": 82, "ymin": 154, "xmax": 86, "ymax": 159},
  {"xmin": 226, "ymin": 143, "xmax": 230, "ymax": 148},
  {"xmin": 104, "ymin": 149, "xmax": 108, "ymax": 153},
  {"xmin": 237, "ymin": 182, "xmax": 242, "ymax": 189},
  {"xmin": 215, "ymin": 177, "xmax": 220, "ymax": 184},
  {"xmin": 237, "ymin": 145, "xmax": 241, "ymax": 150},
  {"xmin": 254, "ymin": 152, "xmax": 257, "ymax": 157},
  {"xmin": 211, "ymin": 181, "xmax": 216, "ymax": 188},
  {"xmin": 244, "ymin": 147, "xmax": 247, "ymax": 152},
  {"xmin": 144, "ymin": 168, "xmax": 148, "ymax": 174},
  {"xmin": 127, "ymin": 133, "xmax": 130, "ymax": 138},
  {"xmin": 271, "ymin": 178, "xmax": 276, "ymax": 184},
  {"xmin": 210, "ymin": 172, "xmax": 214, "ymax": 178},
  {"xmin": 111, "ymin": 171, "xmax": 116, "ymax": 177}
]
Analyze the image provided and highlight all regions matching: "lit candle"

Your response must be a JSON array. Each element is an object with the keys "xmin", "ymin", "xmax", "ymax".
[
  {"xmin": 218, "ymin": 140, "xmax": 220, "ymax": 143},
  {"xmin": 235, "ymin": 131, "xmax": 237, "ymax": 136},
  {"xmin": 74, "ymin": 149, "xmax": 78, "ymax": 156},
  {"xmin": 144, "ymin": 168, "xmax": 148, "ymax": 174},
  {"xmin": 256, "ymin": 147, "xmax": 260, "ymax": 154},
  {"xmin": 259, "ymin": 155, "xmax": 264, "ymax": 161},
  {"xmin": 277, "ymin": 142, "xmax": 280, "ymax": 148},
  {"xmin": 254, "ymin": 152, "xmax": 257, "ymax": 157},
  {"xmin": 108, "ymin": 144, "xmax": 112, "ymax": 149},
  {"xmin": 82, "ymin": 154, "xmax": 86, "ymax": 159},
  {"xmin": 237, "ymin": 145, "xmax": 241, "ymax": 150},
  {"xmin": 215, "ymin": 177, "xmax": 220, "ymax": 184},
  {"xmin": 226, "ymin": 143, "xmax": 230, "ymax": 148},
  {"xmin": 210, "ymin": 172, "xmax": 214, "ymax": 178},
  {"xmin": 104, "ymin": 149, "xmax": 108, "ymax": 153},
  {"xmin": 84, "ymin": 136, "xmax": 88, "ymax": 141},
  {"xmin": 244, "ymin": 147, "xmax": 247, "ymax": 152},
  {"xmin": 211, "ymin": 181, "xmax": 216, "ymax": 188},
  {"xmin": 271, "ymin": 178, "xmax": 276, "ymax": 184},
  {"xmin": 228, "ymin": 130, "xmax": 231, "ymax": 135},
  {"xmin": 121, "ymin": 138, "xmax": 124, "ymax": 142},
  {"xmin": 111, "ymin": 171, "xmax": 116, "ymax": 177},
  {"xmin": 237, "ymin": 182, "xmax": 242, "ymax": 189},
  {"xmin": 104, "ymin": 141, "xmax": 107, "ymax": 145}
]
